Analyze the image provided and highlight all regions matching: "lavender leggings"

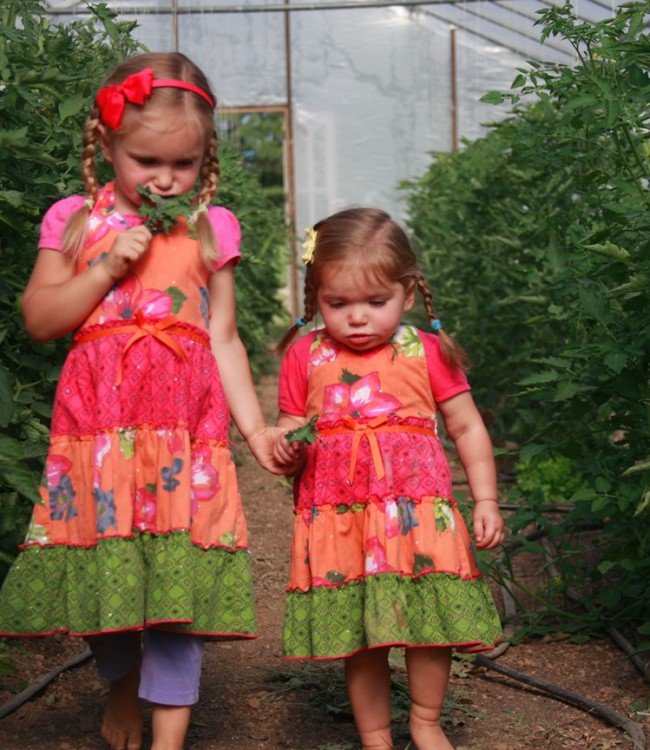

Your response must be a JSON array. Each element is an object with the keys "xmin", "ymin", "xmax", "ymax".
[{"xmin": 86, "ymin": 629, "xmax": 204, "ymax": 706}]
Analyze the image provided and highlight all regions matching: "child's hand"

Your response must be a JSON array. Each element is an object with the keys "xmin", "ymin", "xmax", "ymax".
[
  {"xmin": 273, "ymin": 434, "xmax": 309, "ymax": 475},
  {"xmin": 247, "ymin": 426, "xmax": 305, "ymax": 475},
  {"xmin": 103, "ymin": 225, "xmax": 152, "ymax": 281},
  {"xmin": 472, "ymin": 500, "xmax": 505, "ymax": 550}
]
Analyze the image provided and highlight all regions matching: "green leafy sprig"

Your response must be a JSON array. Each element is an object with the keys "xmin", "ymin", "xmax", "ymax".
[
  {"xmin": 285, "ymin": 416, "xmax": 319, "ymax": 445},
  {"xmin": 137, "ymin": 185, "xmax": 197, "ymax": 235}
]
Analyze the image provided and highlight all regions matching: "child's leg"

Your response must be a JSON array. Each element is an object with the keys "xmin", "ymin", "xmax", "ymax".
[
  {"xmin": 344, "ymin": 646, "xmax": 394, "ymax": 750},
  {"xmin": 140, "ymin": 629, "xmax": 204, "ymax": 750},
  {"xmin": 85, "ymin": 631, "xmax": 143, "ymax": 750},
  {"xmin": 103, "ymin": 666, "xmax": 144, "ymax": 750},
  {"xmin": 150, "ymin": 705, "xmax": 192, "ymax": 750},
  {"xmin": 404, "ymin": 646, "xmax": 454, "ymax": 750}
]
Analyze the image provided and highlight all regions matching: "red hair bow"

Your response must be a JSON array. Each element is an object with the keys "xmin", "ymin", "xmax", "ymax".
[{"xmin": 96, "ymin": 68, "xmax": 155, "ymax": 130}]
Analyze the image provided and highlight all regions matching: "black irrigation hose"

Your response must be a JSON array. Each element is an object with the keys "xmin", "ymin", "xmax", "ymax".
[
  {"xmin": 474, "ymin": 653, "xmax": 647, "ymax": 750},
  {"xmin": 0, "ymin": 647, "xmax": 92, "ymax": 719},
  {"xmin": 537, "ymin": 534, "xmax": 650, "ymax": 682}
]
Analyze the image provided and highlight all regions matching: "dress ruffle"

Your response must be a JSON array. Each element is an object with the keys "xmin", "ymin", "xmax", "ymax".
[
  {"xmin": 287, "ymin": 496, "xmax": 481, "ymax": 591},
  {"xmin": 284, "ymin": 573, "xmax": 502, "ymax": 660},
  {"xmin": 0, "ymin": 531, "xmax": 255, "ymax": 638}
]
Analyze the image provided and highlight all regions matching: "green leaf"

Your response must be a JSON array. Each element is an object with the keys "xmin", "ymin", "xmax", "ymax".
[
  {"xmin": 479, "ymin": 90, "xmax": 505, "ymax": 105},
  {"xmin": 0, "ymin": 434, "xmax": 25, "ymax": 463},
  {"xmin": 553, "ymin": 381, "xmax": 582, "ymax": 401},
  {"xmin": 136, "ymin": 185, "xmax": 196, "ymax": 235},
  {"xmin": 0, "ymin": 463, "xmax": 41, "ymax": 505},
  {"xmin": 165, "ymin": 287, "xmax": 187, "ymax": 315},
  {"xmin": 285, "ymin": 416, "xmax": 318, "ymax": 445},
  {"xmin": 583, "ymin": 242, "xmax": 630, "ymax": 262},
  {"xmin": 591, "ymin": 495, "xmax": 610, "ymax": 513},
  {"xmin": 517, "ymin": 371, "xmax": 561, "ymax": 386},
  {"xmin": 578, "ymin": 287, "xmax": 610, "ymax": 326},
  {"xmin": 59, "ymin": 93, "xmax": 86, "ymax": 122}
]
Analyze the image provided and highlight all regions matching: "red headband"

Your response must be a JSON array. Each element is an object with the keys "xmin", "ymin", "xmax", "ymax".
[{"xmin": 96, "ymin": 67, "xmax": 215, "ymax": 130}]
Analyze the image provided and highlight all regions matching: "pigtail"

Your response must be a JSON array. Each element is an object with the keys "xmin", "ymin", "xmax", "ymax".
[
  {"xmin": 275, "ymin": 272, "xmax": 319, "ymax": 355},
  {"xmin": 61, "ymin": 109, "xmax": 102, "ymax": 259},
  {"xmin": 193, "ymin": 131, "xmax": 220, "ymax": 267},
  {"xmin": 416, "ymin": 273, "xmax": 471, "ymax": 372}
]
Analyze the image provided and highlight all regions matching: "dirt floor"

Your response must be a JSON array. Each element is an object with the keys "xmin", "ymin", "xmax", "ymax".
[{"xmin": 1, "ymin": 374, "xmax": 649, "ymax": 750}]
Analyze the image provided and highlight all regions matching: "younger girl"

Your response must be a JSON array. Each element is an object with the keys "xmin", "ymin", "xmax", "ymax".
[
  {"xmin": 0, "ymin": 52, "xmax": 286, "ymax": 750},
  {"xmin": 274, "ymin": 208, "xmax": 505, "ymax": 750}
]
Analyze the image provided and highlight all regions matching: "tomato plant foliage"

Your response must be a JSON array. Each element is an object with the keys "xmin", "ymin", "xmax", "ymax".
[{"xmin": 403, "ymin": 1, "xmax": 650, "ymax": 647}]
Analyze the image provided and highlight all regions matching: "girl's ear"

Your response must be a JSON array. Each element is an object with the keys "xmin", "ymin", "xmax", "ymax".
[{"xmin": 98, "ymin": 124, "xmax": 114, "ymax": 164}]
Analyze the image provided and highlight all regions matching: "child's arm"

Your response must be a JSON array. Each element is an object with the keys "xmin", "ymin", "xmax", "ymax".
[
  {"xmin": 437, "ymin": 392, "xmax": 504, "ymax": 550},
  {"xmin": 22, "ymin": 226, "xmax": 152, "ymax": 341},
  {"xmin": 208, "ymin": 262, "xmax": 289, "ymax": 475}
]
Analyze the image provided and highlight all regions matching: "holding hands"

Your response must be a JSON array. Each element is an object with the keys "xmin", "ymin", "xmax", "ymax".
[
  {"xmin": 247, "ymin": 426, "xmax": 308, "ymax": 476},
  {"xmin": 272, "ymin": 434, "xmax": 309, "ymax": 475}
]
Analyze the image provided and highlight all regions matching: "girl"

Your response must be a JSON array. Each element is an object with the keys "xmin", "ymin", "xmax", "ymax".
[
  {"xmin": 0, "ymin": 52, "xmax": 287, "ymax": 750},
  {"xmin": 274, "ymin": 208, "xmax": 505, "ymax": 750}
]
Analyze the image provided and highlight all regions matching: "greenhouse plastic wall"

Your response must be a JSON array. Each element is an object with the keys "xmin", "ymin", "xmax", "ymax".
[{"xmin": 45, "ymin": 0, "xmax": 623, "ymax": 249}]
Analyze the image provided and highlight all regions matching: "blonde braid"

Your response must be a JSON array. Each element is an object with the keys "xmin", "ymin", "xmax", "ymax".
[
  {"xmin": 198, "ymin": 132, "xmax": 220, "ymax": 205},
  {"xmin": 81, "ymin": 108, "xmax": 102, "ymax": 203},
  {"xmin": 61, "ymin": 110, "xmax": 103, "ymax": 259},
  {"xmin": 193, "ymin": 132, "xmax": 220, "ymax": 266}
]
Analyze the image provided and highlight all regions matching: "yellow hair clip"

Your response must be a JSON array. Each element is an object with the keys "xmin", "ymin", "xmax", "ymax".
[{"xmin": 301, "ymin": 227, "xmax": 317, "ymax": 264}]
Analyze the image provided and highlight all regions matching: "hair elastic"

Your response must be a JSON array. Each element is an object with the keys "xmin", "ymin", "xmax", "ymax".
[
  {"xmin": 189, "ymin": 203, "xmax": 208, "ymax": 226},
  {"xmin": 295, "ymin": 317, "xmax": 307, "ymax": 328},
  {"xmin": 96, "ymin": 68, "xmax": 215, "ymax": 130},
  {"xmin": 430, "ymin": 318, "xmax": 443, "ymax": 331}
]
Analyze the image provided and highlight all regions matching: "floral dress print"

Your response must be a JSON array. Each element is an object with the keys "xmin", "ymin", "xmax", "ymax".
[
  {"xmin": 0, "ymin": 183, "xmax": 255, "ymax": 639},
  {"xmin": 278, "ymin": 325, "xmax": 502, "ymax": 659}
]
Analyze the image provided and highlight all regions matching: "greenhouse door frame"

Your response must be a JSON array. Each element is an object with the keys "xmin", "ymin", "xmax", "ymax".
[{"xmin": 217, "ymin": 103, "xmax": 298, "ymax": 317}]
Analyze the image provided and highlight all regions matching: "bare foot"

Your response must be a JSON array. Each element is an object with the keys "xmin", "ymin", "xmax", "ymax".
[
  {"xmin": 101, "ymin": 665, "xmax": 143, "ymax": 750},
  {"xmin": 410, "ymin": 716, "xmax": 454, "ymax": 750}
]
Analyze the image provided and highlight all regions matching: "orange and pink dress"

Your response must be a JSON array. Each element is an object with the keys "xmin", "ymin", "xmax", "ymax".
[
  {"xmin": 0, "ymin": 183, "xmax": 255, "ymax": 640},
  {"xmin": 278, "ymin": 326, "xmax": 502, "ymax": 659}
]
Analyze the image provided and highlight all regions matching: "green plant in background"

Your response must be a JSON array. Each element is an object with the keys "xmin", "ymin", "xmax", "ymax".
[
  {"xmin": 0, "ymin": 0, "xmax": 286, "ymax": 577},
  {"xmin": 403, "ymin": 1, "xmax": 650, "ymax": 649},
  {"xmin": 514, "ymin": 456, "xmax": 585, "ymax": 505},
  {"xmin": 217, "ymin": 138, "xmax": 287, "ymax": 377}
]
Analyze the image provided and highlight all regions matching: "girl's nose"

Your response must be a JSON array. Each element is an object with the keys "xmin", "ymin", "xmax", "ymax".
[
  {"xmin": 152, "ymin": 168, "xmax": 174, "ymax": 191},
  {"xmin": 348, "ymin": 306, "xmax": 367, "ymax": 325}
]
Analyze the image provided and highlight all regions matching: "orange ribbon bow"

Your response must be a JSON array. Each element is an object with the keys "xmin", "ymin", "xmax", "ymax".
[
  {"xmin": 344, "ymin": 414, "xmax": 389, "ymax": 483},
  {"xmin": 116, "ymin": 311, "xmax": 189, "ymax": 385},
  {"xmin": 73, "ymin": 311, "xmax": 209, "ymax": 387}
]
